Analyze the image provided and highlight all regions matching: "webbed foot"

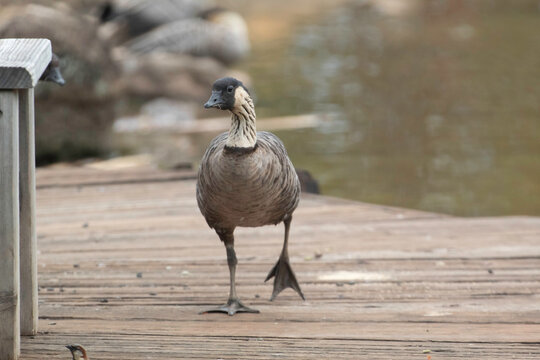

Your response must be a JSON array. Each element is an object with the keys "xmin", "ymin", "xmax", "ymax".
[
  {"xmin": 200, "ymin": 298, "xmax": 259, "ymax": 316},
  {"xmin": 265, "ymin": 257, "xmax": 305, "ymax": 301}
]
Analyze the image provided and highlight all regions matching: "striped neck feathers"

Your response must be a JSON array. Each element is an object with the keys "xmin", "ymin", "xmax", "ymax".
[{"xmin": 226, "ymin": 86, "xmax": 257, "ymax": 149}]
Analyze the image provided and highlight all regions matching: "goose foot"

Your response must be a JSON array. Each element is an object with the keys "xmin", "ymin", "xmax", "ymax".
[
  {"xmin": 265, "ymin": 256, "xmax": 305, "ymax": 301},
  {"xmin": 200, "ymin": 298, "xmax": 259, "ymax": 316}
]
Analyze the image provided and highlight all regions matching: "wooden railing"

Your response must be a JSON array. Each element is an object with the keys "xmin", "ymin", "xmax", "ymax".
[{"xmin": 0, "ymin": 38, "xmax": 51, "ymax": 360}]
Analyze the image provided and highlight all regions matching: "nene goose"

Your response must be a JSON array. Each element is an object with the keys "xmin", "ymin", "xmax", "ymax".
[
  {"xmin": 40, "ymin": 53, "xmax": 65, "ymax": 86},
  {"xmin": 126, "ymin": 8, "xmax": 249, "ymax": 65},
  {"xmin": 66, "ymin": 344, "xmax": 89, "ymax": 360},
  {"xmin": 197, "ymin": 77, "xmax": 304, "ymax": 315}
]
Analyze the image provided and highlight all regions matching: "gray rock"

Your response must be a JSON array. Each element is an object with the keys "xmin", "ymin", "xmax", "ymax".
[{"xmin": 0, "ymin": 4, "xmax": 118, "ymax": 164}]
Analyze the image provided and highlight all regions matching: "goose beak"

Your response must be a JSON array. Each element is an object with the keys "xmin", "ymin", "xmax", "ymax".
[
  {"xmin": 204, "ymin": 91, "xmax": 224, "ymax": 109},
  {"xmin": 43, "ymin": 66, "xmax": 65, "ymax": 86}
]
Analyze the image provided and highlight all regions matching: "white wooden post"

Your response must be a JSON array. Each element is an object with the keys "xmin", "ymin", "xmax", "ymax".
[
  {"xmin": 0, "ymin": 38, "xmax": 51, "ymax": 360},
  {"xmin": 19, "ymin": 88, "xmax": 38, "ymax": 336},
  {"xmin": 0, "ymin": 89, "xmax": 20, "ymax": 360}
]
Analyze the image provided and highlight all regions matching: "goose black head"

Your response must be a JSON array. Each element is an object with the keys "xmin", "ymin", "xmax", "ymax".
[
  {"xmin": 40, "ymin": 53, "xmax": 65, "ymax": 86},
  {"xmin": 66, "ymin": 344, "xmax": 88, "ymax": 360},
  {"xmin": 204, "ymin": 77, "xmax": 249, "ymax": 111}
]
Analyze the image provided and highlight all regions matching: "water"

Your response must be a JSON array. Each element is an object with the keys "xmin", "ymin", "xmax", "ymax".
[{"xmin": 237, "ymin": 0, "xmax": 540, "ymax": 216}]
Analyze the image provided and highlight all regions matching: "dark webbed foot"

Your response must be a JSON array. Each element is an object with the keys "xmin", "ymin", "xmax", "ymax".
[
  {"xmin": 200, "ymin": 298, "xmax": 260, "ymax": 316},
  {"xmin": 265, "ymin": 257, "xmax": 305, "ymax": 301}
]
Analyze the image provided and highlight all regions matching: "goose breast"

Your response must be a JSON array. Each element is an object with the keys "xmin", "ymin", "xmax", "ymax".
[{"xmin": 197, "ymin": 131, "xmax": 300, "ymax": 229}]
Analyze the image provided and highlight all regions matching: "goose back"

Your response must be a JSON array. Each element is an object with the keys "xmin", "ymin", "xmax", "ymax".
[{"xmin": 197, "ymin": 131, "xmax": 300, "ymax": 230}]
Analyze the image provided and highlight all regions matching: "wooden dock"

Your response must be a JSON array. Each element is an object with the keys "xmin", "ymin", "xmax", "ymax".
[{"xmin": 20, "ymin": 166, "xmax": 540, "ymax": 359}]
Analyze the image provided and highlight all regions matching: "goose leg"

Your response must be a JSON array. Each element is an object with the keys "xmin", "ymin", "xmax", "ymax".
[
  {"xmin": 200, "ymin": 229, "xmax": 259, "ymax": 316},
  {"xmin": 265, "ymin": 216, "xmax": 305, "ymax": 301}
]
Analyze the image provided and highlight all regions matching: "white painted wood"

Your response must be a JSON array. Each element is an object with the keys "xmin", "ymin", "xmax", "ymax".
[
  {"xmin": 0, "ymin": 39, "xmax": 51, "ymax": 89},
  {"xmin": 18, "ymin": 88, "xmax": 37, "ymax": 336},
  {"xmin": 0, "ymin": 90, "xmax": 21, "ymax": 360}
]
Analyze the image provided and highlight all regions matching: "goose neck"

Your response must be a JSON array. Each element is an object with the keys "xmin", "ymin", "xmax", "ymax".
[{"xmin": 226, "ymin": 95, "xmax": 257, "ymax": 149}]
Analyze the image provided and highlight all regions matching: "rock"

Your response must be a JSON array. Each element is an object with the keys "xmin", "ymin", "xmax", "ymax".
[
  {"xmin": 100, "ymin": 0, "xmax": 211, "ymax": 39},
  {"xmin": 113, "ymin": 98, "xmax": 196, "ymax": 132},
  {"xmin": 125, "ymin": 9, "xmax": 250, "ymax": 65},
  {"xmin": 296, "ymin": 168, "xmax": 321, "ymax": 194},
  {"xmin": 0, "ymin": 4, "xmax": 118, "ymax": 164},
  {"xmin": 113, "ymin": 51, "xmax": 241, "ymax": 101}
]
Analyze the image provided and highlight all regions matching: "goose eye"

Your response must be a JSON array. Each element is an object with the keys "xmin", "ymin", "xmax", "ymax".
[{"xmin": 227, "ymin": 86, "xmax": 234, "ymax": 93}]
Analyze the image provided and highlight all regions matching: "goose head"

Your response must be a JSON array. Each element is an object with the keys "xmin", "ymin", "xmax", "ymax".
[
  {"xmin": 40, "ymin": 53, "xmax": 65, "ymax": 86},
  {"xmin": 66, "ymin": 344, "xmax": 89, "ymax": 360},
  {"xmin": 204, "ymin": 77, "xmax": 250, "ymax": 112}
]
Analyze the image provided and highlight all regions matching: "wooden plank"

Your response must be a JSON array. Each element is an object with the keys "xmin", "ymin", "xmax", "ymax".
[
  {"xmin": 33, "ymin": 318, "xmax": 540, "ymax": 343},
  {"xmin": 0, "ymin": 39, "xmax": 51, "ymax": 89},
  {"xmin": 36, "ymin": 167, "xmax": 196, "ymax": 189},
  {"xmin": 20, "ymin": 335, "xmax": 540, "ymax": 360},
  {"xmin": 0, "ymin": 90, "xmax": 20, "ymax": 360},
  {"xmin": 18, "ymin": 88, "xmax": 37, "ymax": 336}
]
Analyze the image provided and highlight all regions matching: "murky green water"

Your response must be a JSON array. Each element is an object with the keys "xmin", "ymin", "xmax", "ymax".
[{"xmin": 242, "ymin": 0, "xmax": 540, "ymax": 216}]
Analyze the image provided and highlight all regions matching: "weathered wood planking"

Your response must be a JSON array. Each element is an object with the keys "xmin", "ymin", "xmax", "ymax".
[
  {"xmin": 20, "ymin": 334, "xmax": 540, "ymax": 360},
  {"xmin": 19, "ymin": 167, "xmax": 540, "ymax": 359},
  {"xmin": 36, "ymin": 166, "xmax": 196, "ymax": 189},
  {"xmin": 0, "ymin": 39, "xmax": 51, "ymax": 89},
  {"xmin": 0, "ymin": 90, "xmax": 20, "ymax": 360}
]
